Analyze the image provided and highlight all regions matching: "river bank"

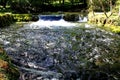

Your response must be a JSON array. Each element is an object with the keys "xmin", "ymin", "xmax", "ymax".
[
  {"xmin": 0, "ymin": 46, "xmax": 19, "ymax": 80},
  {"xmin": 88, "ymin": 12, "xmax": 120, "ymax": 34}
]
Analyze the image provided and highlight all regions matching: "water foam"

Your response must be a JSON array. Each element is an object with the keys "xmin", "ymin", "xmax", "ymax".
[
  {"xmin": 29, "ymin": 19, "xmax": 76, "ymax": 29},
  {"xmin": 24, "ymin": 15, "xmax": 88, "ymax": 29}
]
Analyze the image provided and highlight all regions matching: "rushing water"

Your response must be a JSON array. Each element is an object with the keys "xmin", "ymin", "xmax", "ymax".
[{"xmin": 0, "ymin": 15, "xmax": 120, "ymax": 80}]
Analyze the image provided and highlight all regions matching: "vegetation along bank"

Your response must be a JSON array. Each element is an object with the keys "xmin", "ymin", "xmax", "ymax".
[{"xmin": 0, "ymin": 46, "xmax": 19, "ymax": 80}]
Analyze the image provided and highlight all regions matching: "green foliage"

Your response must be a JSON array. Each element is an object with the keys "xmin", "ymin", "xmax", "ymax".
[
  {"xmin": 110, "ymin": 25, "xmax": 120, "ymax": 34},
  {"xmin": 0, "ymin": 14, "xmax": 14, "ymax": 28},
  {"xmin": 0, "ymin": 0, "xmax": 8, "ymax": 8},
  {"xmin": 0, "ymin": 6, "xmax": 12, "ymax": 13},
  {"xmin": 7, "ymin": 0, "xmax": 87, "ymax": 13},
  {"xmin": 88, "ymin": 12, "xmax": 120, "ymax": 34},
  {"xmin": 13, "ymin": 14, "xmax": 32, "ymax": 22},
  {"xmin": 114, "ymin": 0, "xmax": 120, "ymax": 12},
  {"xmin": 89, "ymin": 0, "xmax": 117, "ymax": 12}
]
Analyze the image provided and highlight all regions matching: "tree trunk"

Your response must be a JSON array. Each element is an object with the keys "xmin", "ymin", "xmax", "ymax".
[
  {"xmin": 110, "ymin": 0, "xmax": 112, "ymax": 11},
  {"xmin": 62, "ymin": 0, "xmax": 65, "ymax": 5},
  {"xmin": 62, "ymin": 0, "xmax": 65, "ymax": 11},
  {"xmin": 119, "ymin": 6, "xmax": 120, "ymax": 18},
  {"xmin": 71, "ymin": 0, "xmax": 74, "ymax": 5},
  {"xmin": 90, "ymin": 0, "xmax": 95, "ymax": 16},
  {"xmin": 59, "ymin": 0, "xmax": 61, "ymax": 4},
  {"xmin": 83, "ymin": 0, "xmax": 87, "ymax": 7},
  {"xmin": 98, "ymin": 0, "xmax": 108, "ymax": 18}
]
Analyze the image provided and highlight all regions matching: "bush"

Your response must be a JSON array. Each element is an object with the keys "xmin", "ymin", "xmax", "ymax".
[
  {"xmin": 0, "ymin": 14, "xmax": 14, "ymax": 28},
  {"xmin": 110, "ymin": 25, "xmax": 120, "ymax": 34},
  {"xmin": 13, "ymin": 14, "xmax": 32, "ymax": 22},
  {"xmin": 88, "ymin": 12, "xmax": 120, "ymax": 34}
]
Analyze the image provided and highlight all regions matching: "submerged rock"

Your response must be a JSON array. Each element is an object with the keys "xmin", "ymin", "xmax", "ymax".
[
  {"xmin": 63, "ymin": 14, "xmax": 79, "ymax": 21},
  {"xmin": 31, "ymin": 15, "xmax": 39, "ymax": 21}
]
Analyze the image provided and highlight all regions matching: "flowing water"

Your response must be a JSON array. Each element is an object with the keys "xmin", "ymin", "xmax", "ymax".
[{"xmin": 0, "ymin": 15, "xmax": 120, "ymax": 80}]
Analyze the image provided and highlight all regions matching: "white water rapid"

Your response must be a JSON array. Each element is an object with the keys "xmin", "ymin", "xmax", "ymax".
[{"xmin": 24, "ymin": 15, "xmax": 87, "ymax": 29}]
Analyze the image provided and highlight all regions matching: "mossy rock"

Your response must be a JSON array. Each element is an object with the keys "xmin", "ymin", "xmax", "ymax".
[
  {"xmin": 31, "ymin": 15, "xmax": 39, "ymax": 21},
  {"xmin": 63, "ymin": 14, "xmax": 79, "ymax": 21}
]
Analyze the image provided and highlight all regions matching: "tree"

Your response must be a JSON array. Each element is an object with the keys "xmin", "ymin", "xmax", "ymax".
[
  {"xmin": 98, "ymin": 0, "xmax": 109, "ymax": 18},
  {"xmin": 89, "ymin": 0, "xmax": 95, "ymax": 16},
  {"xmin": 0, "ymin": 0, "xmax": 8, "ymax": 8},
  {"xmin": 88, "ymin": 0, "xmax": 118, "ymax": 25}
]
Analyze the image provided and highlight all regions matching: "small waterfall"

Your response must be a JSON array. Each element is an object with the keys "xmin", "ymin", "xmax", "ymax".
[
  {"xmin": 78, "ymin": 16, "xmax": 88, "ymax": 22},
  {"xmin": 39, "ymin": 15, "xmax": 62, "ymax": 21},
  {"xmin": 27, "ymin": 15, "xmax": 76, "ymax": 29},
  {"xmin": 24, "ymin": 14, "xmax": 88, "ymax": 29}
]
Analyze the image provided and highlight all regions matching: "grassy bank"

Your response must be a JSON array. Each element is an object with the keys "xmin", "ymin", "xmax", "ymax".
[
  {"xmin": 88, "ymin": 12, "xmax": 120, "ymax": 34},
  {"xmin": 0, "ymin": 13, "xmax": 33, "ymax": 28},
  {"xmin": 0, "ymin": 46, "xmax": 19, "ymax": 80}
]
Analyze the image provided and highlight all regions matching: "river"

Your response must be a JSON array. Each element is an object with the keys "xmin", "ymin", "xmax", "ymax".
[{"xmin": 0, "ymin": 16, "xmax": 120, "ymax": 80}]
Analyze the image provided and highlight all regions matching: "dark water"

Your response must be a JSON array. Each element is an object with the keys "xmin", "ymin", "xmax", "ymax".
[{"xmin": 0, "ymin": 20, "xmax": 120, "ymax": 80}]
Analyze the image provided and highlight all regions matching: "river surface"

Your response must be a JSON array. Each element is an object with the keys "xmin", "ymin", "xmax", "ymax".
[{"xmin": 0, "ymin": 19, "xmax": 120, "ymax": 80}]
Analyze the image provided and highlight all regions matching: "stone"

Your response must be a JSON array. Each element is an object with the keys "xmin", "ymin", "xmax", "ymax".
[
  {"xmin": 0, "ymin": 48, "xmax": 4, "ymax": 53},
  {"xmin": 31, "ymin": 15, "xmax": 39, "ymax": 21},
  {"xmin": 0, "ymin": 73, "xmax": 7, "ymax": 80},
  {"xmin": 63, "ymin": 14, "xmax": 79, "ymax": 21},
  {"xmin": 0, "ymin": 59, "xmax": 8, "ymax": 69}
]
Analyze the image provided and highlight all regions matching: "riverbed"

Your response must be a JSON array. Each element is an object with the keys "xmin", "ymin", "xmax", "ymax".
[{"xmin": 0, "ymin": 21, "xmax": 120, "ymax": 80}]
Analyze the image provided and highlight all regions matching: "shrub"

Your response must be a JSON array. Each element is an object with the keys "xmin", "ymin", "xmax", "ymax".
[
  {"xmin": 0, "ymin": 14, "xmax": 14, "ymax": 28},
  {"xmin": 13, "ymin": 14, "xmax": 32, "ymax": 22},
  {"xmin": 110, "ymin": 25, "xmax": 120, "ymax": 34}
]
